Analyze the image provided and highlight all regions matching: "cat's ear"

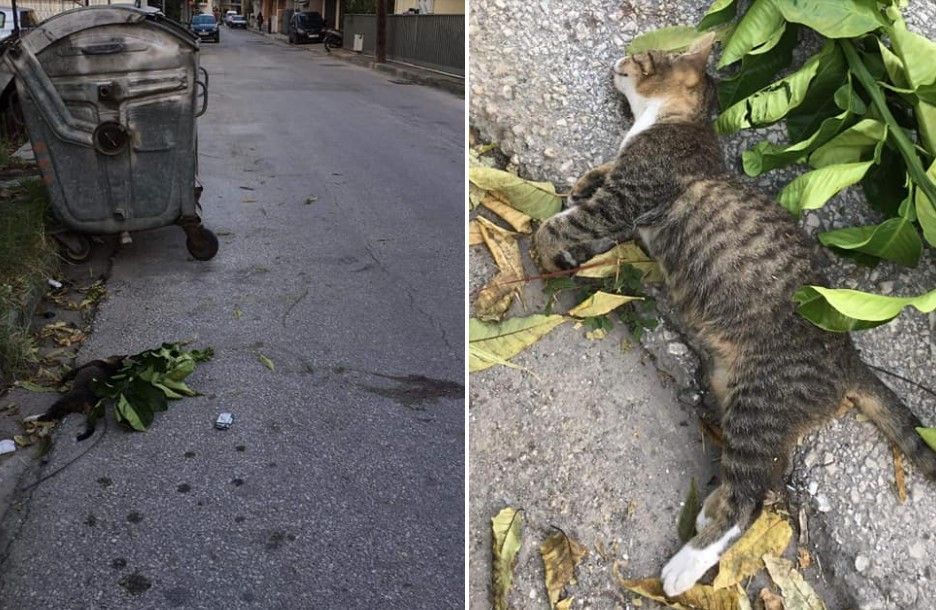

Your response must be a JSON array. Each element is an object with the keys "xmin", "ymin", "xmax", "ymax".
[{"xmin": 683, "ymin": 31, "xmax": 717, "ymax": 70}]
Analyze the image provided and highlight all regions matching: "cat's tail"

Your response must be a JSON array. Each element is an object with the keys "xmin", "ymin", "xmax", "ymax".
[{"xmin": 850, "ymin": 372, "xmax": 936, "ymax": 480}]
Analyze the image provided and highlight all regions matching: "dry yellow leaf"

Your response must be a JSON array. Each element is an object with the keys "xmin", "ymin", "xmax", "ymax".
[
  {"xmin": 797, "ymin": 547, "xmax": 812, "ymax": 569},
  {"xmin": 618, "ymin": 577, "xmax": 748, "ymax": 610},
  {"xmin": 759, "ymin": 587, "xmax": 785, "ymax": 610},
  {"xmin": 481, "ymin": 193, "xmax": 534, "ymax": 233},
  {"xmin": 469, "ymin": 315, "xmax": 566, "ymax": 372},
  {"xmin": 476, "ymin": 216, "xmax": 521, "ymax": 269},
  {"xmin": 585, "ymin": 328, "xmax": 608, "ymax": 341},
  {"xmin": 712, "ymin": 510, "xmax": 793, "ymax": 589},
  {"xmin": 491, "ymin": 508, "xmax": 524, "ymax": 610},
  {"xmin": 568, "ymin": 291, "xmax": 642, "ymax": 318},
  {"xmin": 555, "ymin": 599, "xmax": 572, "ymax": 610},
  {"xmin": 469, "ymin": 220, "xmax": 484, "ymax": 246},
  {"xmin": 469, "ymin": 166, "xmax": 562, "ymax": 219},
  {"xmin": 540, "ymin": 529, "xmax": 588, "ymax": 608},
  {"xmin": 475, "ymin": 216, "xmax": 525, "ymax": 321},
  {"xmin": 763, "ymin": 555, "xmax": 827, "ymax": 610},
  {"xmin": 575, "ymin": 242, "xmax": 662, "ymax": 282}
]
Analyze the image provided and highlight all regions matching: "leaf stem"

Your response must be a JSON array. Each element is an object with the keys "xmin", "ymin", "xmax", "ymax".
[{"xmin": 840, "ymin": 39, "xmax": 936, "ymax": 214}]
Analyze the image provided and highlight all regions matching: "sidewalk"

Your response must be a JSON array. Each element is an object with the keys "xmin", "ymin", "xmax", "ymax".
[{"xmin": 247, "ymin": 26, "xmax": 463, "ymax": 96}]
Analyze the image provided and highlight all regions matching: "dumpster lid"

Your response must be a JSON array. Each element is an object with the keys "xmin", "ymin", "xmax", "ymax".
[{"xmin": 14, "ymin": 6, "xmax": 198, "ymax": 57}]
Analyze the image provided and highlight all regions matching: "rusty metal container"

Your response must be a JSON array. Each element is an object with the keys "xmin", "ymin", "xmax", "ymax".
[{"xmin": 1, "ymin": 6, "xmax": 218, "ymax": 260}]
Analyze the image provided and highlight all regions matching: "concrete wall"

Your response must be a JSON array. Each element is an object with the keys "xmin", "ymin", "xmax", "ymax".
[{"xmin": 394, "ymin": 0, "xmax": 463, "ymax": 15}]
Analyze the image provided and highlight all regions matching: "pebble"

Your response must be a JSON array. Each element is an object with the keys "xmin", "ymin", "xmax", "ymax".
[
  {"xmin": 855, "ymin": 555, "xmax": 870, "ymax": 572},
  {"xmin": 816, "ymin": 494, "xmax": 831, "ymax": 512},
  {"xmin": 667, "ymin": 342, "xmax": 688, "ymax": 356}
]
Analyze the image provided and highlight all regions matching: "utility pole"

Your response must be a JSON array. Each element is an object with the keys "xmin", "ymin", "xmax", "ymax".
[
  {"xmin": 375, "ymin": 0, "xmax": 386, "ymax": 63},
  {"xmin": 11, "ymin": 0, "xmax": 18, "ymax": 36}
]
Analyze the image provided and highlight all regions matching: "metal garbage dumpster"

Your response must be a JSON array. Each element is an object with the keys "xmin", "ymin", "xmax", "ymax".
[{"xmin": 0, "ymin": 6, "xmax": 218, "ymax": 261}]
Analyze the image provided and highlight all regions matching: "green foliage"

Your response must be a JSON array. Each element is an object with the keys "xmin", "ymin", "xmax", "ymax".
[
  {"xmin": 0, "ymin": 179, "xmax": 57, "ymax": 383},
  {"xmin": 694, "ymin": 0, "xmax": 936, "ymax": 329},
  {"xmin": 793, "ymin": 285, "xmax": 936, "ymax": 332},
  {"xmin": 92, "ymin": 342, "xmax": 213, "ymax": 431},
  {"xmin": 601, "ymin": 265, "xmax": 658, "ymax": 338}
]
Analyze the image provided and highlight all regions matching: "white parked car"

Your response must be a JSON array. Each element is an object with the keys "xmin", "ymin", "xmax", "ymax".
[{"xmin": 224, "ymin": 10, "xmax": 237, "ymax": 26}]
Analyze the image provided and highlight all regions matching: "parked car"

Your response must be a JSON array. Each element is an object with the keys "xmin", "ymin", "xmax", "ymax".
[
  {"xmin": 287, "ymin": 11, "xmax": 324, "ymax": 44},
  {"xmin": 190, "ymin": 13, "xmax": 219, "ymax": 43},
  {"xmin": 0, "ymin": 6, "xmax": 39, "ymax": 41},
  {"xmin": 223, "ymin": 10, "xmax": 237, "ymax": 26},
  {"xmin": 229, "ymin": 15, "xmax": 247, "ymax": 29}
]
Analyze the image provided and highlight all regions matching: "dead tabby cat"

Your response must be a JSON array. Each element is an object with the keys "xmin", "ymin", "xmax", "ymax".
[{"xmin": 533, "ymin": 32, "xmax": 936, "ymax": 596}]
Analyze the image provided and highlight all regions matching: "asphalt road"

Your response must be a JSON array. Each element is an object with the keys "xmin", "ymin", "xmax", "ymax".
[{"xmin": 0, "ymin": 29, "xmax": 464, "ymax": 609}]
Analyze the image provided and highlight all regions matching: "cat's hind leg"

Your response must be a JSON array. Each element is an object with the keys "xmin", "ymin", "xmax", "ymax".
[{"xmin": 662, "ymin": 374, "xmax": 802, "ymax": 596}]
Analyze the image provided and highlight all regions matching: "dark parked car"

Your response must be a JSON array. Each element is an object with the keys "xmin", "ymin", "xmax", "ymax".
[
  {"xmin": 190, "ymin": 14, "xmax": 219, "ymax": 43},
  {"xmin": 287, "ymin": 11, "xmax": 324, "ymax": 44},
  {"xmin": 229, "ymin": 15, "xmax": 246, "ymax": 29}
]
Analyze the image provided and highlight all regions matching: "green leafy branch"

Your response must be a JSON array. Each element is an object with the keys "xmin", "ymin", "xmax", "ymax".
[
  {"xmin": 630, "ymin": 0, "xmax": 936, "ymax": 331},
  {"xmin": 91, "ymin": 342, "xmax": 213, "ymax": 431}
]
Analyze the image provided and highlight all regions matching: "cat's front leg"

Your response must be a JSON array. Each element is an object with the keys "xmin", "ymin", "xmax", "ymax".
[
  {"xmin": 534, "ymin": 186, "xmax": 636, "ymax": 271},
  {"xmin": 567, "ymin": 163, "xmax": 614, "ymax": 208}
]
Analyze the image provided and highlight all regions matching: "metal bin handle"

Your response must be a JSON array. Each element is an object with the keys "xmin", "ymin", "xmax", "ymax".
[{"xmin": 194, "ymin": 80, "xmax": 208, "ymax": 117}]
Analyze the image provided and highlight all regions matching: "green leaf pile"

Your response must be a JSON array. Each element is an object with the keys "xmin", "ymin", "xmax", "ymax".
[{"xmin": 91, "ymin": 342, "xmax": 213, "ymax": 431}]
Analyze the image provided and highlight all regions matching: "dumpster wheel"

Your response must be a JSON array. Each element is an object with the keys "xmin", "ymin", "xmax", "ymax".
[
  {"xmin": 52, "ymin": 232, "xmax": 92, "ymax": 263},
  {"xmin": 181, "ymin": 223, "xmax": 219, "ymax": 261}
]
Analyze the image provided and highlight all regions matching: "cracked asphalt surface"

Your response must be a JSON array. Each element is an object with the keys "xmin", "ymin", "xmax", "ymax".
[{"xmin": 0, "ymin": 29, "xmax": 464, "ymax": 608}]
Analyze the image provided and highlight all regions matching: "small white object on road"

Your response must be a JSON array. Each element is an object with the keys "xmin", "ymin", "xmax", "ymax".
[
  {"xmin": 215, "ymin": 412, "xmax": 234, "ymax": 430},
  {"xmin": 855, "ymin": 555, "xmax": 870, "ymax": 572},
  {"xmin": 0, "ymin": 439, "xmax": 16, "ymax": 454},
  {"xmin": 47, "ymin": 279, "xmax": 63, "ymax": 289}
]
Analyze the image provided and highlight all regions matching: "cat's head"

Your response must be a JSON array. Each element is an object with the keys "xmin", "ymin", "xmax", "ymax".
[{"xmin": 612, "ymin": 32, "xmax": 718, "ymax": 122}]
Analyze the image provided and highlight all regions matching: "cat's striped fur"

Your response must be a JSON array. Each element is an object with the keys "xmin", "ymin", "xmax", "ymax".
[{"xmin": 534, "ymin": 33, "xmax": 936, "ymax": 596}]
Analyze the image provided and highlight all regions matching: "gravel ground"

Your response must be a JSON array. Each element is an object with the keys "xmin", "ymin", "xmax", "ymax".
[{"xmin": 469, "ymin": 1, "xmax": 936, "ymax": 608}]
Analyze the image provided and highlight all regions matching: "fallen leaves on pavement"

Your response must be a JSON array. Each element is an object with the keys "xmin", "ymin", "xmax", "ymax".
[
  {"xmin": 469, "ymin": 167, "xmax": 563, "ymax": 219},
  {"xmin": 468, "ymin": 220, "xmax": 484, "ymax": 245},
  {"xmin": 480, "ymin": 193, "xmax": 534, "ymax": 233},
  {"xmin": 617, "ymin": 576, "xmax": 749, "ymax": 610},
  {"xmin": 758, "ymin": 588, "xmax": 785, "ymax": 610},
  {"xmin": 475, "ymin": 216, "xmax": 524, "ymax": 321},
  {"xmin": 568, "ymin": 291, "xmax": 641, "ymax": 318},
  {"xmin": 469, "ymin": 315, "xmax": 566, "ymax": 372},
  {"xmin": 574, "ymin": 242, "xmax": 662, "ymax": 282},
  {"xmin": 14, "ymin": 417, "xmax": 56, "ymax": 447},
  {"xmin": 712, "ymin": 510, "xmax": 793, "ymax": 589},
  {"xmin": 491, "ymin": 507, "xmax": 523, "ymax": 610},
  {"xmin": 540, "ymin": 528, "xmax": 587, "ymax": 609},
  {"xmin": 39, "ymin": 321, "xmax": 86, "ymax": 347},
  {"xmin": 763, "ymin": 555, "xmax": 827, "ymax": 610}
]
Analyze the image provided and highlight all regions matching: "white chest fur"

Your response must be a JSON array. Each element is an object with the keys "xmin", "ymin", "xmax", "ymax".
[{"xmin": 621, "ymin": 99, "xmax": 662, "ymax": 149}]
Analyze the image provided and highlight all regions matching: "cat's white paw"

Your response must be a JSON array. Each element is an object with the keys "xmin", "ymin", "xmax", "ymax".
[
  {"xmin": 661, "ymin": 543, "xmax": 719, "ymax": 596},
  {"xmin": 695, "ymin": 507, "xmax": 710, "ymax": 532},
  {"xmin": 660, "ymin": 525, "xmax": 741, "ymax": 597}
]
